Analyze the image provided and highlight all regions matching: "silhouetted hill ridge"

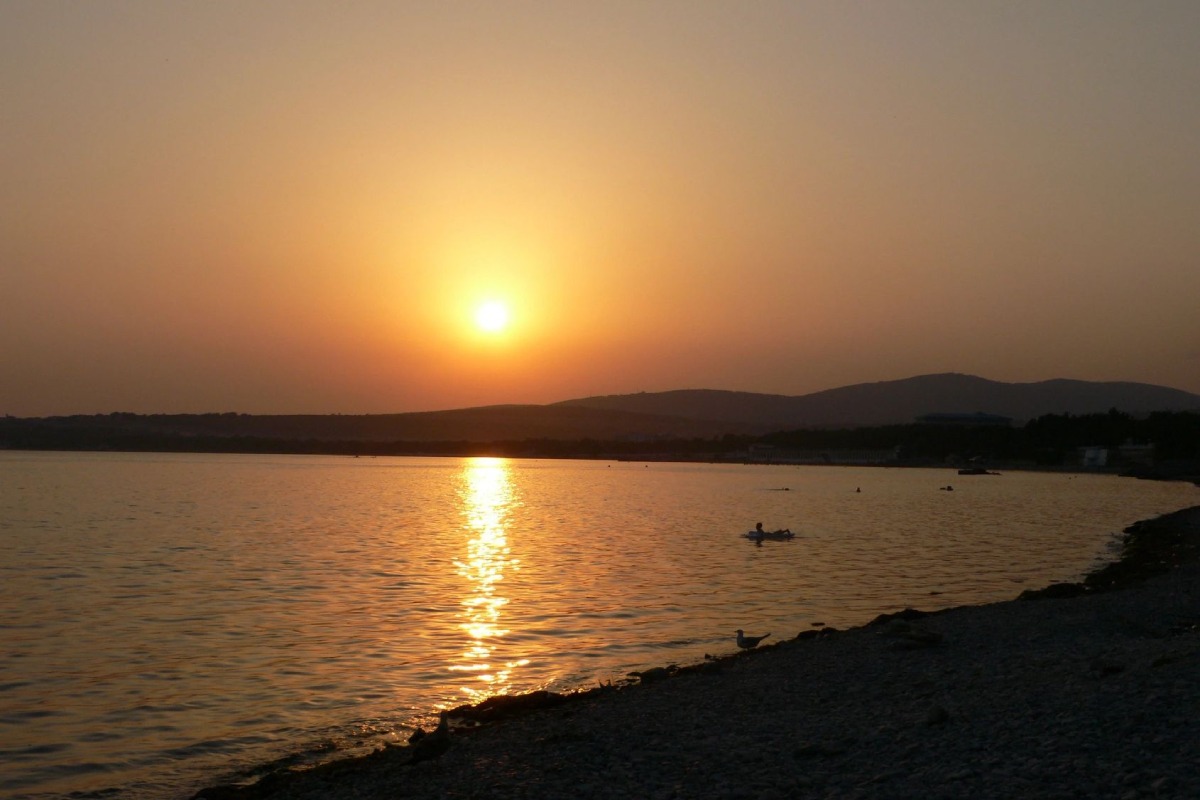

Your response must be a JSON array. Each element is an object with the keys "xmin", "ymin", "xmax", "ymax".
[
  {"xmin": 555, "ymin": 373, "xmax": 1200, "ymax": 429},
  {"xmin": 6, "ymin": 374, "xmax": 1198, "ymax": 444},
  {"xmin": 13, "ymin": 404, "xmax": 759, "ymax": 443}
]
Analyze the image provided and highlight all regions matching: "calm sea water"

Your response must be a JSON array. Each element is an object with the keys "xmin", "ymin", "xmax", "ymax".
[{"xmin": 1, "ymin": 452, "xmax": 1195, "ymax": 799}]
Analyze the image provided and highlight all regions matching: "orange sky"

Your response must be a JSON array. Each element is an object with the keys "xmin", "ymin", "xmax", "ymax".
[{"xmin": 4, "ymin": 2, "xmax": 1199, "ymax": 415}]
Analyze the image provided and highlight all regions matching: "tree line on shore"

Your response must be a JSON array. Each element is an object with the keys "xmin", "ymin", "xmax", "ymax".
[
  {"xmin": 2, "ymin": 409, "xmax": 1197, "ymax": 470},
  {"xmin": 761, "ymin": 408, "xmax": 1200, "ymax": 465}
]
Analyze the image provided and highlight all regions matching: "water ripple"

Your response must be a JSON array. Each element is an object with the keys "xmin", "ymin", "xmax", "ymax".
[{"xmin": 0, "ymin": 452, "xmax": 1193, "ymax": 800}]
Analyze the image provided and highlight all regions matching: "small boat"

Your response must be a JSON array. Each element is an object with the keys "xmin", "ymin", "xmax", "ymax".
[
  {"xmin": 957, "ymin": 467, "xmax": 1001, "ymax": 475},
  {"xmin": 743, "ymin": 529, "xmax": 795, "ymax": 542}
]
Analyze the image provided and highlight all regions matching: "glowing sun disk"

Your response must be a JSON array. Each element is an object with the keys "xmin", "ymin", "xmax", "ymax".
[{"xmin": 475, "ymin": 301, "xmax": 509, "ymax": 333}]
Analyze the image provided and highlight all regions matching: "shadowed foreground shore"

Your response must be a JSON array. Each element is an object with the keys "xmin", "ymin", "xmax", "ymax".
[{"xmin": 197, "ymin": 506, "xmax": 1200, "ymax": 800}]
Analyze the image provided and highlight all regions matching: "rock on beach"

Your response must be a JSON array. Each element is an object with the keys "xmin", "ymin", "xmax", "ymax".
[{"xmin": 195, "ymin": 507, "xmax": 1200, "ymax": 800}]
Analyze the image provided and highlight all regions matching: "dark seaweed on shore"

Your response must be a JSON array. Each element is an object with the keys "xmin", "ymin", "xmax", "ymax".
[
  {"xmin": 1086, "ymin": 508, "xmax": 1200, "ymax": 589},
  {"xmin": 1016, "ymin": 507, "xmax": 1200, "ymax": 601}
]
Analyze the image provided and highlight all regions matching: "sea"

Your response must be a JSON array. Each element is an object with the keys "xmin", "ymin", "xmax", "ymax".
[{"xmin": 1, "ymin": 451, "xmax": 1195, "ymax": 799}]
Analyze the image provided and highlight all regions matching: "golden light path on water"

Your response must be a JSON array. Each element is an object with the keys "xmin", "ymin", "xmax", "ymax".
[
  {"xmin": 2, "ymin": 452, "xmax": 1197, "ymax": 800},
  {"xmin": 450, "ymin": 457, "xmax": 528, "ymax": 703}
]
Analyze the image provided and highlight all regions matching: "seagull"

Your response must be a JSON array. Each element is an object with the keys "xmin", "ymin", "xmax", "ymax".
[
  {"xmin": 736, "ymin": 629, "xmax": 771, "ymax": 649},
  {"xmin": 409, "ymin": 710, "xmax": 451, "ymax": 763}
]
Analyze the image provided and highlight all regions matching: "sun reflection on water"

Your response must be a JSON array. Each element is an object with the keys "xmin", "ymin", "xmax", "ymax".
[{"xmin": 451, "ymin": 457, "xmax": 526, "ymax": 701}]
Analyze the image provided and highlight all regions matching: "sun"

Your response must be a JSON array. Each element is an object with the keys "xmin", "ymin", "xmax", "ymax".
[{"xmin": 474, "ymin": 301, "xmax": 510, "ymax": 333}]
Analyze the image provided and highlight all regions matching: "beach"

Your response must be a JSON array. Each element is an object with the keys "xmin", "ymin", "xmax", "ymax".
[{"xmin": 196, "ymin": 506, "xmax": 1200, "ymax": 800}]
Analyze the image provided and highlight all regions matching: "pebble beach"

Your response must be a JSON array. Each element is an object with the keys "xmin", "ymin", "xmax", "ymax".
[{"xmin": 196, "ymin": 505, "xmax": 1200, "ymax": 800}]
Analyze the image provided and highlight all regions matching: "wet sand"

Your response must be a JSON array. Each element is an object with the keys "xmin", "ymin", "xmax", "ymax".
[{"xmin": 196, "ymin": 506, "xmax": 1200, "ymax": 799}]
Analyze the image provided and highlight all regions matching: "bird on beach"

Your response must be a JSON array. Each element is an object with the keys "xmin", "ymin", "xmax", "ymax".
[
  {"xmin": 736, "ymin": 629, "xmax": 771, "ymax": 649},
  {"xmin": 408, "ymin": 710, "xmax": 451, "ymax": 763}
]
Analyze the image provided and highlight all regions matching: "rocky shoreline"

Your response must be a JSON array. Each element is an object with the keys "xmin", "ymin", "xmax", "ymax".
[{"xmin": 196, "ymin": 506, "xmax": 1200, "ymax": 799}]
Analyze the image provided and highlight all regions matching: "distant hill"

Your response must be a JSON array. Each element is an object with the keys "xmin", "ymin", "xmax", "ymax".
[
  {"xmin": 6, "ymin": 404, "xmax": 759, "ymax": 445},
  {"xmin": 5, "ymin": 374, "xmax": 1198, "ymax": 447},
  {"xmin": 555, "ymin": 373, "xmax": 1200, "ymax": 429}
]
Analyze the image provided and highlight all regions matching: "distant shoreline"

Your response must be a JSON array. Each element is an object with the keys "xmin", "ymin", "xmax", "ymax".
[
  {"xmin": 4, "ymin": 405, "xmax": 1198, "ymax": 483},
  {"xmin": 4, "ymin": 446, "xmax": 1197, "ymax": 487},
  {"xmin": 194, "ymin": 503, "xmax": 1200, "ymax": 799}
]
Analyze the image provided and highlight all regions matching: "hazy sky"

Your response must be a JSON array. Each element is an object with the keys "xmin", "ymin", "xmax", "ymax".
[{"xmin": 4, "ymin": 1, "xmax": 1199, "ymax": 415}]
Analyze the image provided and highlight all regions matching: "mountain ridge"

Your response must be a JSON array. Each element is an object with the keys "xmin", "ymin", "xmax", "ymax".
[
  {"xmin": 5, "ymin": 374, "xmax": 1198, "ymax": 444},
  {"xmin": 554, "ymin": 373, "xmax": 1200, "ymax": 430}
]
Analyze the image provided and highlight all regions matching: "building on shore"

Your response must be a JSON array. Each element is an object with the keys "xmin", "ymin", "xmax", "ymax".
[{"xmin": 1077, "ymin": 442, "xmax": 1156, "ymax": 469}]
